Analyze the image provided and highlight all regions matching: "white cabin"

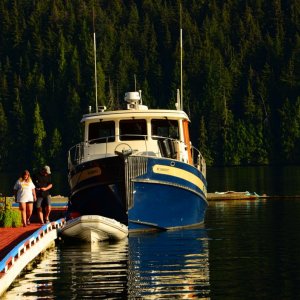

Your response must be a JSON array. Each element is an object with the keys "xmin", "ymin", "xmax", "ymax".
[{"xmin": 68, "ymin": 92, "xmax": 205, "ymax": 175}]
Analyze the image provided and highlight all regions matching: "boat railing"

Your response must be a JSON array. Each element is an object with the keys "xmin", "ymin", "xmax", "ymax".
[
  {"xmin": 191, "ymin": 146, "xmax": 206, "ymax": 177},
  {"xmin": 68, "ymin": 143, "xmax": 83, "ymax": 170},
  {"xmin": 68, "ymin": 135, "xmax": 149, "ymax": 169},
  {"xmin": 68, "ymin": 135, "xmax": 206, "ymax": 175},
  {"xmin": 68, "ymin": 136, "xmax": 115, "ymax": 170}
]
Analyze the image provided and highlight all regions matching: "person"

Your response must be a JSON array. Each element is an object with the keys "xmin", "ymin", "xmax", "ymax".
[
  {"xmin": 13, "ymin": 170, "xmax": 37, "ymax": 227},
  {"xmin": 34, "ymin": 165, "xmax": 53, "ymax": 224}
]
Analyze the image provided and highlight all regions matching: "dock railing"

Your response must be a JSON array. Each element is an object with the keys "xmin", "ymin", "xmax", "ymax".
[{"xmin": 0, "ymin": 218, "xmax": 66, "ymax": 296}]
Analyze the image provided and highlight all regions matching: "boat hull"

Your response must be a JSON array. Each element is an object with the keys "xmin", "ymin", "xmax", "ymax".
[
  {"xmin": 129, "ymin": 183, "xmax": 207, "ymax": 231},
  {"xmin": 128, "ymin": 156, "xmax": 208, "ymax": 231},
  {"xmin": 67, "ymin": 155, "xmax": 207, "ymax": 234},
  {"xmin": 68, "ymin": 156, "xmax": 128, "ymax": 226},
  {"xmin": 60, "ymin": 215, "xmax": 128, "ymax": 242}
]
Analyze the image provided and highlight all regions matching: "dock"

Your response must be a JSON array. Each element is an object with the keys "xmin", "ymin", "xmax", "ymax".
[
  {"xmin": 207, "ymin": 191, "xmax": 266, "ymax": 201},
  {"xmin": 0, "ymin": 219, "xmax": 65, "ymax": 296},
  {"xmin": 207, "ymin": 191, "xmax": 300, "ymax": 200},
  {"xmin": 0, "ymin": 196, "xmax": 67, "ymax": 297}
]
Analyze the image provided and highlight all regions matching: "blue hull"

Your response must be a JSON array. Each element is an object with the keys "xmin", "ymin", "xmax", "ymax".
[
  {"xmin": 129, "ymin": 183, "xmax": 207, "ymax": 230},
  {"xmin": 128, "ymin": 157, "xmax": 208, "ymax": 231}
]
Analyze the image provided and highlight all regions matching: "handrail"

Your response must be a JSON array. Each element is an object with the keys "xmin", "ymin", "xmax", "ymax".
[
  {"xmin": 68, "ymin": 135, "xmax": 205, "ymax": 173},
  {"xmin": 191, "ymin": 145, "xmax": 206, "ymax": 177}
]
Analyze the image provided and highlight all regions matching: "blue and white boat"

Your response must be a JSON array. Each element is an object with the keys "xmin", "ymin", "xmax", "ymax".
[{"xmin": 62, "ymin": 89, "xmax": 208, "ymax": 241}]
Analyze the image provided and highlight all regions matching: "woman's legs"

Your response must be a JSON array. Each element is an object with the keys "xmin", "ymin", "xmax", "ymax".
[
  {"xmin": 19, "ymin": 202, "xmax": 27, "ymax": 227},
  {"xmin": 26, "ymin": 202, "xmax": 33, "ymax": 224}
]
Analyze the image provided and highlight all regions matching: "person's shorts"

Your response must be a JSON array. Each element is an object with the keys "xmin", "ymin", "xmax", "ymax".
[{"xmin": 36, "ymin": 196, "xmax": 51, "ymax": 208}]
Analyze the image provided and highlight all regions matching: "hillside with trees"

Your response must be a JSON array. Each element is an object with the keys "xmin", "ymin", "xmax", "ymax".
[{"xmin": 0, "ymin": 0, "xmax": 299, "ymax": 171}]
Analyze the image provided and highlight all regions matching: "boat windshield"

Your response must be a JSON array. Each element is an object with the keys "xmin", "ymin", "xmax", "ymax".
[
  {"xmin": 120, "ymin": 119, "xmax": 147, "ymax": 140},
  {"xmin": 151, "ymin": 119, "xmax": 179, "ymax": 139},
  {"xmin": 88, "ymin": 121, "xmax": 115, "ymax": 143}
]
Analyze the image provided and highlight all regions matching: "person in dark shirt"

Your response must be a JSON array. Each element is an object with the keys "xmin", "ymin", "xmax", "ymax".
[{"xmin": 34, "ymin": 165, "xmax": 53, "ymax": 224}]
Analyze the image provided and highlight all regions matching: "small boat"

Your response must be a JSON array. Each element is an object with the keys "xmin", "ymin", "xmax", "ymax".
[
  {"xmin": 207, "ymin": 191, "xmax": 263, "ymax": 201},
  {"xmin": 62, "ymin": 89, "xmax": 208, "ymax": 240},
  {"xmin": 60, "ymin": 215, "xmax": 128, "ymax": 242}
]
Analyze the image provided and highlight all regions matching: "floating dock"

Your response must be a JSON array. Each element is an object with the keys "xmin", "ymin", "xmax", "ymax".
[
  {"xmin": 0, "ymin": 219, "xmax": 65, "ymax": 297},
  {"xmin": 207, "ymin": 191, "xmax": 266, "ymax": 201},
  {"xmin": 207, "ymin": 191, "xmax": 300, "ymax": 200}
]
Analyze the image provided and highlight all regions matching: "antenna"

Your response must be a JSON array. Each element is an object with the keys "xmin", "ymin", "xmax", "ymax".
[
  {"xmin": 176, "ymin": 89, "xmax": 181, "ymax": 110},
  {"xmin": 93, "ymin": 6, "xmax": 98, "ymax": 113},
  {"xmin": 180, "ymin": 28, "xmax": 183, "ymax": 110},
  {"xmin": 134, "ymin": 74, "xmax": 137, "ymax": 91},
  {"xmin": 180, "ymin": 3, "xmax": 183, "ymax": 110}
]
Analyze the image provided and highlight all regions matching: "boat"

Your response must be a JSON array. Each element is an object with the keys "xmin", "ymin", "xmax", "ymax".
[
  {"xmin": 61, "ymin": 88, "xmax": 208, "ymax": 241},
  {"xmin": 207, "ymin": 191, "xmax": 264, "ymax": 201},
  {"xmin": 60, "ymin": 215, "xmax": 128, "ymax": 242}
]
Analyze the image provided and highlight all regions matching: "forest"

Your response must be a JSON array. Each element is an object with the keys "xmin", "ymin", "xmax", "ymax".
[{"xmin": 0, "ymin": 0, "xmax": 299, "ymax": 172}]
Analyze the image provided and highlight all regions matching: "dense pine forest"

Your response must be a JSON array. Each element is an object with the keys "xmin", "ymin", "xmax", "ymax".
[{"xmin": 0, "ymin": 0, "xmax": 299, "ymax": 172}]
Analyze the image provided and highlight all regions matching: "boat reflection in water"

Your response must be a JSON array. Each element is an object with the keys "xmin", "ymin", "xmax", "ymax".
[
  {"xmin": 4, "ymin": 229, "xmax": 209, "ymax": 299},
  {"xmin": 128, "ymin": 229, "xmax": 210, "ymax": 299}
]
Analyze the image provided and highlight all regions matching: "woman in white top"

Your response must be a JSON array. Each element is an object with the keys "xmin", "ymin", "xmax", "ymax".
[{"xmin": 13, "ymin": 170, "xmax": 37, "ymax": 227}]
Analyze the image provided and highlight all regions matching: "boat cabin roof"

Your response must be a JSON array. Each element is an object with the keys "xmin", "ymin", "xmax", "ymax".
[{"xmin": 81, "ymin": 109, "xmax": 190, "ymax": 123}]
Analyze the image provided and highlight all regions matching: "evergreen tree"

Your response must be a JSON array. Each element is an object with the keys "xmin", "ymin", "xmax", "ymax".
[
  {"xmin": 198, "ymin": 116, "xmax": 212, "ymax": 165},
  {"xmin": 0, "ymin": 103, "xmax": 8, "ymax": 170},
  {"xmin": 32, "ymin": 101, "xmax": 46, "ymax": 169},
  {"xmin": 0, "ymin": 0, "xmax": 299, "ymax": 169},
  {"xmin": 64, "ymin": 87, "xmax": 82, "ymax": 148},
  {"xmin": 279, "ymin": 97, "xmax": 300, "ymax": 163},
  {"xmin": 9, "ymin": 87, "xmax": 28, "ymax": 169},
  {"xmin": 49, "ymin": 127, "xmax": 63, "ymax": 169}
]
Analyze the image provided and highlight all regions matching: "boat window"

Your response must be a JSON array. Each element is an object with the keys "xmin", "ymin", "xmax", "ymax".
[
  {"xmin": 151, "ymin": 119, "xmax": 179, "ymax": 139},
  {"xmin": 88, "ymin": 121, "xmax": 115, "ymax": 143},
  {"xmin": 120, "ymin": 119, "xmax": 147, "ymax": 140}
]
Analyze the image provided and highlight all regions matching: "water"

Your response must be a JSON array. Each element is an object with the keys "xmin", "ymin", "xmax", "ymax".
[
  {"xmin": 4, "ymin": 230, "xmax": 210, "ymax": 299},
  {"xmin": 3, "ymin": 166, "xmax": 300, "ymax": 298},
  {"xmin": 207, "ymin": 198, "xmax": 300, "ymax": 299},
  {"xmin": 207, "ymin": 165, "xmax": 300, "ymax": 196}
]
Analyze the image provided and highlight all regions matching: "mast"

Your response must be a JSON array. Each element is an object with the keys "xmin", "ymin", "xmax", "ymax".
[
  {"xmin": 93, "ymin": 7, "xmax": 98, "ymax": 113},
  {"xmin": 180, "ymin": 28, "xmax": 183, "ymax": 110},
  {"xmin": 180, "ymin": 3, "xmax": 183, "ymax": 110},
  {"xmin": 134, "ymin": 74, "xmax": 137, "ymax": 91}
]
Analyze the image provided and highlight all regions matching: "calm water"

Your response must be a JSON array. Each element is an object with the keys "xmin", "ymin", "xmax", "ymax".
[
  {"xmin": 207, "ymin": 165, "xmax": 300, "ymax": 196},
  {"xmin": 2, "ymin": 166, "xmax": 300, "ymax": 299},
  {"xmin": 4, "ymin": 230, "xmax": 210, "ymax": 299}
]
